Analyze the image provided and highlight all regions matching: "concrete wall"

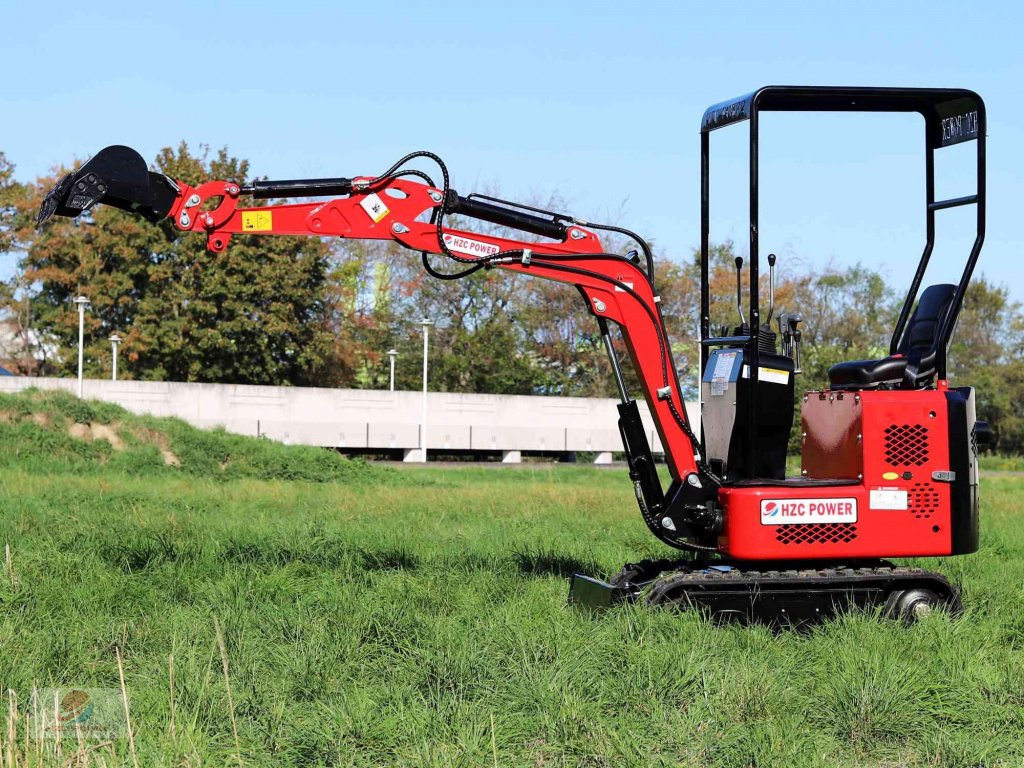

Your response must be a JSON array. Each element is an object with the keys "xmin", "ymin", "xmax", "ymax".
[{"xmin": 0, "ymin": 377, "xmax": 699, "ymax": 462}]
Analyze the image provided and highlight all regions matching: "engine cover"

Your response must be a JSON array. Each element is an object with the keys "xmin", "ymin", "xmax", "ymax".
[{"xmin": 717, "ymin": 383, "xmax": 979, "ymax": 561}]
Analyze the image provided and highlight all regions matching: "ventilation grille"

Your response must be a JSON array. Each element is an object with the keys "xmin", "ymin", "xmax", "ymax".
[
  {"xmin": 884, "ymin": 424, "xmax": 930, "ymax": 466},
  {"xmin": 776, "ymin": 523, "xmax": 858, "ymax": 545},
  {"xmin": 909, "ymin": 482, "xmax": 940, "ymax": 519}
]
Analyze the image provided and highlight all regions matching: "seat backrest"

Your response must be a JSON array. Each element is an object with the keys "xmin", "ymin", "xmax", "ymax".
[{"xmin": 898, "ymin": 283, "xmax": 957, "ymax": 358}]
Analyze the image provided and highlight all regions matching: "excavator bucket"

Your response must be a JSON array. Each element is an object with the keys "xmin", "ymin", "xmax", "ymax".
[{"xmin": 37, "ymin": 145, "xmax": 180, "ymax": 227}]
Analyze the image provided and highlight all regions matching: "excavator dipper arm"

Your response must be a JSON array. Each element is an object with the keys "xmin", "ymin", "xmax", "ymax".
[{"xmin": 38, "ymin": 146, "xmax": 721, "ymax": 549}]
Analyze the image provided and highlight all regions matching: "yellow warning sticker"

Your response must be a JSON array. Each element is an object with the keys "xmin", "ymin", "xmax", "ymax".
[
  {"xmin": 241, "ymin": 210, "xmax": 273, "ymax": 231},
  {"xmin": 741, "ymin": 365, "xmax": 789, "ymax": 385},
  {"xmin": 359, "ymin": 193, "xmax": 390, "ymax": 223}
]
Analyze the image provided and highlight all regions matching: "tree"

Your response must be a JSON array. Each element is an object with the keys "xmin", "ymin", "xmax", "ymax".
[
  {"xmin": 321, "ymin": 202, "xmax": 632, "ymax": 397},
  {"xmin": 13, "ymin": 143, "xmax": 335, "ymax": 384},
  {"xmin": 793, "ymin": 264, "xmax": 900, "ymax": 390},
  {"xmin": 0, "ymin": 153, "xmax": 44, "ymax": 374},
  {"xmin": 946, "ymin": 278, "xmax": 1024, "ymax": 451},
  {"xmin": 354, "ymin": 241, "xmax": 558, "ymax": 395},
  {"xmin": 949, "ymin": 277, "xmax": 1021, "ymax": 377},
  {"xmin": 0, "ymin": 152, "xmax": 22, "ymax": 254}
]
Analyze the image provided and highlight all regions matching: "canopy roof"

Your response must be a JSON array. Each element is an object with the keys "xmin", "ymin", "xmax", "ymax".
[{"xmin": 700, "ymin": 86, "xmax": 984, "ymax": 148}]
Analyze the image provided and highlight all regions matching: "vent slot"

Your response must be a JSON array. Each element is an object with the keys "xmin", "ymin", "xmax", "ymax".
[
  {"xmin": 909, "ymin": 482, "xmax": 941, "ymax": 519},
  {"xmin": 776, "ymin": 523, "xmax": 858, "ymax": 545},
  {"xmin": 884, "ymin": 424, "xmax": 930, "ymax": 466}
]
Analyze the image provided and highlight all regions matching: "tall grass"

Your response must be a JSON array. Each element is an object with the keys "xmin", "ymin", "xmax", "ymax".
[{"xmin": 0, "ymin": 392, "xmax": 1022, "ymax": 765}]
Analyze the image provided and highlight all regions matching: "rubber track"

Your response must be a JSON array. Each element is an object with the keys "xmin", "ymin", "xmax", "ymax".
[
  {"xmin": 616, "ymin": 562, "xmax": 962, "ymax": 625},
  {"xmin": 649, "ymin": 563, "xmax": 947, "ymax": 595}
]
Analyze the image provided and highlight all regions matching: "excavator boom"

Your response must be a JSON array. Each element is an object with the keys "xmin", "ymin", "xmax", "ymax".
[{"xmin": 38, "ymin": 145, "xmax": 721, "ymax": 551}]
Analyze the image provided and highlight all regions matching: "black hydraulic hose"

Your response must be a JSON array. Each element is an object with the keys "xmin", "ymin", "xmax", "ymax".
[
  {"xmin": 365, "ymin": 152, "xmax": 440, "ymax": 189},
  {"xmin": 367, "ymin": 150, "xmax": 661, "ymax": 292},
  {"xmin": 364, "ymin": 150, "xmax": 477, "ymax": 269},
  {"xmin": 421, "ymin": 252, "xmax": 484, "ymax": 279},
  {"xmin": 583, "ymin": 221, "xmax": 655, "ymax": 279},
  {"xmin": 388, "ymin": 169, "xmax": 436, "ymax": 187}
]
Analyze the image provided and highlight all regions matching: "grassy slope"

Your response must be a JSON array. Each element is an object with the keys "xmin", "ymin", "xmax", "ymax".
[
  {"xmin": 1, "ymin": 392, "xmax": 1023, "ymax": 767},
  {"xmin": 0, "ymin": 389, "xmax": 384, "ymax": 484}
]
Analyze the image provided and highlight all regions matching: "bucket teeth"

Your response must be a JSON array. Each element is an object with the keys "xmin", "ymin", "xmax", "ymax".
[
  {"xmin": 36, "ymin": 145, "xmax": 180, "ymax": 227},
  {"xmin": 36, "ymin": 171, "xmax": 75, "ymax": 226}
]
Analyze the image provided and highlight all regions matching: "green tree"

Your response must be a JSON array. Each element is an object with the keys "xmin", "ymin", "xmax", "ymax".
[
  {"xmin": 949, "ymin": 277, "xmax": 1021, "ymax": 377},
  {"xmin": 947, "ymin": 278, "xmax": 1024, "ymax": 450},
  {"xmin": 0, "ymin": 152, "xmax": 42, "ymax": 374},
  {"xmin": 14, "ymin": 143, "xmax": 334, "ymax": 384},
  {"xmin": 0, "ymin": 152, "xmax": 22, "ymax": 254},
  {"xmin": 375, "ymin": 247, "xmax": 555, "ymax": 395},
  {"xmin": 324, "ymin": 202, "xmax": 627, "ymax": 397},
  {"xmin": 794, "ymin": 264, "xmax": 900, "ymax": 390}
]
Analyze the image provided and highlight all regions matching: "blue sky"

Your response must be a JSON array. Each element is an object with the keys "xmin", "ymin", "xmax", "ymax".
[{"xmin": 2, "ymin": 1, "xmax": 1021, "ymax": 306}]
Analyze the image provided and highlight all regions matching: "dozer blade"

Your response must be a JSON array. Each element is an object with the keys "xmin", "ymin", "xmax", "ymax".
[{"xmin": 37, "ymin": 145, "xmax": 180, "ymax": 227}]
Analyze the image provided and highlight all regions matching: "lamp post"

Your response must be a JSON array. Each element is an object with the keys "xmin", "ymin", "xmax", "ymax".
[
  {"xmin": 419, "ymin": 319, "xmax": 433, "ymax": 462},
  {"xmin": 73, "ymin": 296, "xmax": 90, "ymax": 397},
  {"xmin": 388, "ymin": 348, "xmax": 397, "ymax": 392},
  {"xmin": 109, "ymin": 333, "xmax": 122, "ymax": 381}
]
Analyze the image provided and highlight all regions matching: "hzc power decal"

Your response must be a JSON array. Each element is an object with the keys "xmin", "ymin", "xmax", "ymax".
[{"xmin": 760, "ymin": 498, "xmax": 858, "ymax": 525}]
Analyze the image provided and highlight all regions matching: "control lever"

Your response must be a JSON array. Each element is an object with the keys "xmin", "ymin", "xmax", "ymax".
[
  {"xmin": 766, "ymin": 253, "xmax": 777, "ymax": 327},
  {"xmin": 778, "ymin": 313, "xmax": 803, "ymax": 374},
  {"xmin": 734, "ymin": 256, "xmax": 747, "ymax": 332}
]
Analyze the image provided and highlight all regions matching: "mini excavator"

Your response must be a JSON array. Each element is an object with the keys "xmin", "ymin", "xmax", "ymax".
[{"xmin": 39, "ymin": 86, "xmax": 989, "ymax": 625}]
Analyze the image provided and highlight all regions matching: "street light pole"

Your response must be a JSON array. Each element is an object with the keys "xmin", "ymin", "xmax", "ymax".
[
  {"xmin": 388, "ymin": 348, "xmax": 397, "ymax": 392},
  {"xmin": 420, "ymin": 319, "xmax": 433, "ymax": 462},
  {"xmin": 109, "ymin": 333, "xmax": 122, "ymax": 381},
  {"xmin": 73, "ymin": 296, "xmax": 90, "ymax": 397}
]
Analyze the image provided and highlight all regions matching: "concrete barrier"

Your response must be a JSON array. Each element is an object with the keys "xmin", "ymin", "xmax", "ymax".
[{"xmin": 0, "ymin": 377, "xmax": 698, "ymax": 463}]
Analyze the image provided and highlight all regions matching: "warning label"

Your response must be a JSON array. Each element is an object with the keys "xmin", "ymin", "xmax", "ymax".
[
  {"xmin": 742, "ymin": 365, "xmax": 790, "ymax": 385},
  {"xmin": 712, "ymin": 351, "xmax": 738, "ymax": 382},
  {"xmin": 359, "ymin": 193, "xmax": 390, "ymax": 223},
  {"xmin": 869, "ymin": 488, "xmax": 908, "ymax": 510},
  {"xmin": 241, "ymin": 210, "xmax": 273, "ymax": 231},
  {"xmin": 760, "ymin": 497, "xmax": 858, "ymax": 525}
]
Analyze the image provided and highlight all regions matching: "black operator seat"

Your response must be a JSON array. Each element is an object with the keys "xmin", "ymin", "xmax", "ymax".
[{"xmin": 828, "ymin": 283, "xmax": 957, "ymax": 390}]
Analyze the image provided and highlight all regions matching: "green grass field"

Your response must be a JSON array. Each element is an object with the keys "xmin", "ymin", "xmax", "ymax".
[{"xmin": 1, "ymin": 391, "xmax": 1023, "ymax": 767}]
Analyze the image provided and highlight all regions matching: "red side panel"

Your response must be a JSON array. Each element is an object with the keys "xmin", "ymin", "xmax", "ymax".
[{"xmin": 719, "ymin": 388, "xmax": 954, "ymax": 561}]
